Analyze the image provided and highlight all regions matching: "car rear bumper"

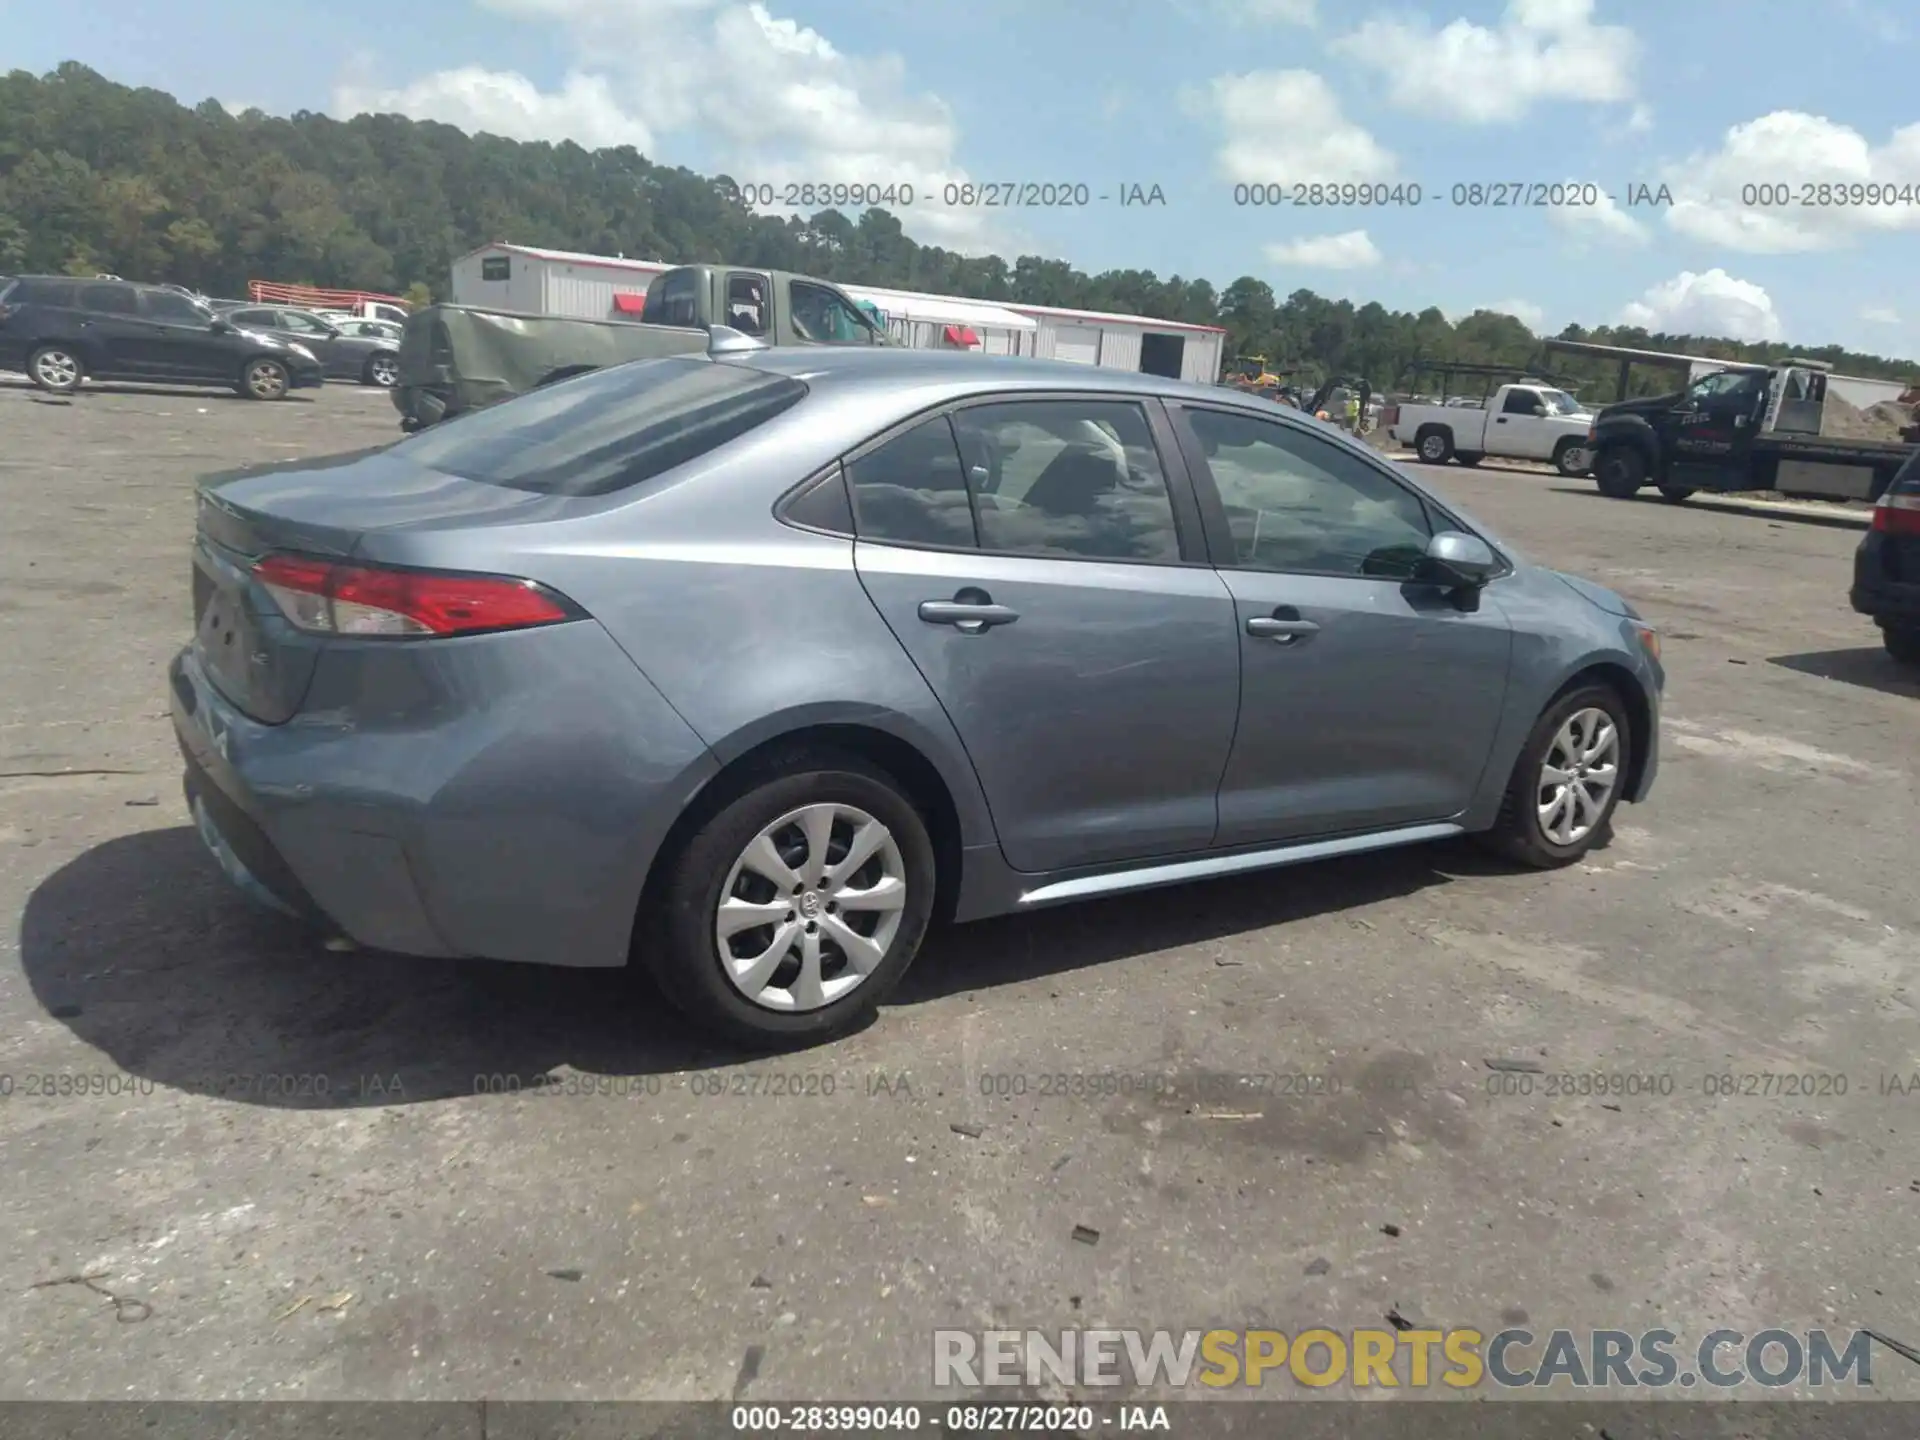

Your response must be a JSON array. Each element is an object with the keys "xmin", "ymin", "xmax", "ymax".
[
  {"xmin": 169, "ymin": 623, "xmax": 720, "ymax": 968},
  {"xmin": 1851, "ymin": 538, "xmax": 1920, "ymax": 625}
]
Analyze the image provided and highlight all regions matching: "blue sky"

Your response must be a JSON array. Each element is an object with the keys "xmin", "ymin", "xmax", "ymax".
[{"xmin": 12, "ymin": 0, "xmax": 1920, "ymax": 359}]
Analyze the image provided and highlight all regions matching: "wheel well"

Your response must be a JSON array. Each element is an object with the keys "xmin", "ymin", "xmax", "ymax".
[
  {"xmin": 1552, "ymin": 663, "xmax": 1652, "ymax": 800},
  {"xmin": 634, "ymin": 724, "xmax": 967, "ymax": 945},
  {"xmin": 1415, "ymin": 423, "xmax": 1449, "ymax": 440}
]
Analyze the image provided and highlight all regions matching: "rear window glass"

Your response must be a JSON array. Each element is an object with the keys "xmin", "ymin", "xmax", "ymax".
[
  {"xmin": 392, "ymin": 357, "xmax": 807, "ymax": 496},
  {"xmin": 1895, "ymin": 446, "xmax": 1920, "ymax": 492},
  {"xmin": 15, "ymin": 278, "xmax": 78, "ymax": 308}
]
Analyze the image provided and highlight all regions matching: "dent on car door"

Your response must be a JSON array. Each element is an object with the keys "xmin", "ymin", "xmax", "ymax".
[
  {"xmin": 847, "ymin": 397, "xmax": 1240, "ymax": 873},
  {"xmin": 1172, "ymin": 404, "xmax": 1515, "ymax": 846}
]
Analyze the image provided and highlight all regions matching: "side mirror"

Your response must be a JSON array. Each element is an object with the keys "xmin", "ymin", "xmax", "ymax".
[
  {"xmin": 1530, "ymin": 404, "xmax": 1549, "ymax": 417},
  {"xmin": 1414, "ymin": 530, "xmax": 1499, "ymax": 591}
]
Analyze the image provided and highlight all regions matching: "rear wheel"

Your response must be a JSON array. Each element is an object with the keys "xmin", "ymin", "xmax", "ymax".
[
  {"xmin": 1477, "ymin": 684, "xmax": 1631, "ymax": 869},
  {"xmin": 1416, "ymin": 428, "xmax": 1454, "ymax": 464},
  {"xmin": 1884, "ymin": 625, "xmax": 1920, "ymax": 667},
  {"xmin": 645, "ymin": 755, "xmax": 936, "ymax": 1047},
  {"xmin": 1594, "ymin": 446, "xmax": 1646, "ymax": 499},
  {"xmin": 363, "ymin": 352, "xmax": 398, "ymax": 388},
  {"xmin": 1552, "ymin": 438, "xmax": 1589, "ymax": 477},
  {"xmin": 28, "ymin": 345, "xmax": 82, "ymax": 394},
  {"xmin": 239, "ymin": 357, "xmax": 289, "ymax": 401}
]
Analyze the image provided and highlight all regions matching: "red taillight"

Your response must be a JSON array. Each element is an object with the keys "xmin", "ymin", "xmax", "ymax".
[
  {"xmin": 1380, "ymin": 405, "xmax": 1400, "ymax": 427},
  {"xmin": 1872, "ymin": 492, "xmax": 1920, "ymax": 537},
  {"xmin": 253, "ymin": 554, "xmax": 577, "ymax": 637}
]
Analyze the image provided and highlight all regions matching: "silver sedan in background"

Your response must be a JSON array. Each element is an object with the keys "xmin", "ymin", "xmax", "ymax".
[{"xmin": 171, "ymin": 343, "xmax": 1663, "ymax": 1045}]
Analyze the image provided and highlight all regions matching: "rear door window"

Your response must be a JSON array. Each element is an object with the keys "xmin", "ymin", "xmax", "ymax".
[
  {"xmin": 392, "ymin": 357, "xmax": 808, "ymax": 496},
  {"xmin": 77, "ymin": 283, "xmax": 139, "ymax": 316}
]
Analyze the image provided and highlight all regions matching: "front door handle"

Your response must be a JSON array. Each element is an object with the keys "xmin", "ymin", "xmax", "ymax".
[
  {"xmin": 1246, "ymin": 607, "xmax": 1319, "ymax": 643},
  {"xmin": 919, "ymin": 594, "xmax": 1019, "ymax": 634}
]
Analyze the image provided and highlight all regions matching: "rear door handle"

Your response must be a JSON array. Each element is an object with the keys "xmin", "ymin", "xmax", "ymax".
[
  {"xmin": 919, "ymin": 598, "xmax": 1019, "ymax": 633},
  {"xmin": 1246, "ymin": 608, "xmax": 1319, "ymax": 643}
]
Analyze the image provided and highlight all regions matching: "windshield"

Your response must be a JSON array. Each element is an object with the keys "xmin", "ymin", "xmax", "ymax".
[
  {"xmin": 390, "ymin": 357, "xmax": 808, "ymax": 495},
  {"xmin": 1541, "ymin": 389, "xmax": 1583, "ymax": 414}
]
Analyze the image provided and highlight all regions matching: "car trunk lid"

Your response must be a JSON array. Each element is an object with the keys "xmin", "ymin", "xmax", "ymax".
[{"xmin": 192, "ymin": 447, "xmax": 561, "ymax": 722}]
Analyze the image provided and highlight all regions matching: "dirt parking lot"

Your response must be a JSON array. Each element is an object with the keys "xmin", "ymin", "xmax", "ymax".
[{"xmin": 2, "ymin": 379, "xmax": 1917, "ymax": 1407}]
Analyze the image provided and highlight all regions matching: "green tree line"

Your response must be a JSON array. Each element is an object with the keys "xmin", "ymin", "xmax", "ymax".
[{"xmin": 3, "ymin": 61, "xmax": 1915, "ymax": 399}]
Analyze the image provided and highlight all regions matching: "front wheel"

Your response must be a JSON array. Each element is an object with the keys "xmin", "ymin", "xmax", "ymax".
[
  {"xmin": 28, "ymin": 345, "xmax": 83, "ymax": 394},
  {"xmin": 239, "ymin": 357, "xmax": 289, "ymax": 400},
  {"xmin": 1594, "ymin": 446, "xmax": 1646, "ymax": 499},
  {"xmin": 1454, "ymin": 452, "xmax": 1483, "ymax": 468},
  {"xmin": 1657, "ymin": 484, "xmax": 1696, "ymax": 505},
  {"xmin": 1552, "ymin": 439, "xmax": 1590, "ymax": 478},
  {"xmin": 645, "ymin": 755, "xmax": 937, "ymax": 1047},
  {"xmin": 1477, "ymin": 685, "xmax": 1632, "ymax": 869},
  {"xmin": 1884, "ymin": 625, "xmax": 1920, "ymax": 667}
]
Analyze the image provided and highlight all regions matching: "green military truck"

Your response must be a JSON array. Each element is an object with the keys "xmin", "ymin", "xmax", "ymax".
[{"xmin": 393, "ymin": 263, "xmax": 886, "ymax": 429}]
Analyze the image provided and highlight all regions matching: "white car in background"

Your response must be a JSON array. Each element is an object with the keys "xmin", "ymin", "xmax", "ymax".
[{"xmin": 1383, "ymin": 381, "xmax": 1596, "ymax": 476}]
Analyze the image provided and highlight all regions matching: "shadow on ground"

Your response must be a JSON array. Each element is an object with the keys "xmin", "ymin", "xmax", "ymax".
[
  {"xmin": 0, "ymin": 376, "xmax": 316, "ymax": 402},
  {"xmin": 21, "ymin": 825, "xmax": 1500, "ymax": 1110},
  {"xmin": 1770, "ymin": 647, "xmax": 1920, "ymax": 699}
]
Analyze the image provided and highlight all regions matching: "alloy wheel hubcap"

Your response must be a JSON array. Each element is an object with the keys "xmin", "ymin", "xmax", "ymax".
[
  {"xmin": 1537, "ymin": 707, "xmax": 1619, "ymax": 847},
  {"xmin": 37, "ymin": 353, "xmax": 76, "ymax": 387},
  {"xmin": 372, "ymin": 358, "xmax": 397, "ymax": 385},
  {"xmin": 1422, "ymin": 437, "xmax": 1445, "ymax": 459},
  {"xmin": 250, "ymin": 365, "xmax": 285, "ymax": 398},
  {"xmin": 715, "ymin": 802, "xmax": 907, "ymax": 1012}
]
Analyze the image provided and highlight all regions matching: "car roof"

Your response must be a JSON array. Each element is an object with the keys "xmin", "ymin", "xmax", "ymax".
[{"xmin": 728, "ymin": 345, "xmax": 1284, "ymax": 412}]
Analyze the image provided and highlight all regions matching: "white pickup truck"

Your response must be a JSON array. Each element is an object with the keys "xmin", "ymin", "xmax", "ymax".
[{"xmin": 1383, "ymin": 381, "xmax": 1597, "ymax": 476}]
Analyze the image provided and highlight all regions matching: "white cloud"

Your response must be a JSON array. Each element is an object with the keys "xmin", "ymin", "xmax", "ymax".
[
  {"xmin": 1624, "ymin": 103, "xmax": 1654, "ymax": 134},
  {"xmin": 1204, "ymin": 71, "xmax": 1395, "ymax": 186},
  {"xmin": 334, "ymin": 68, "xmax": 654, "ymax": 151},
  {"xmin": 1618, "ymin": 269, "xmax": 1784, "ymax": 343},
  {"xmin": 1660, "ymin": 111, "xmax": 1920, "ymax": 253},
  {"xmin": 1861, "ymin": 306, "xmax": 1902, "ymax": 325},
  {"xmin": 1549, "ymin": 189, "xmax": 1649, "ymax": 245},
  {"xmin": 1481, "ymin": 298, "xmax": 1545, "ymax": 330},
  {"xmin": 332, "ymin": 0, "xmax": 997, "ymax": 252},
  {"xmin": 1264, "ymin": 230, "xmax": 1382, "ymax": 269},
  {"xmin": 1335, "ymin": 0, "xmax": 1637, "ymax": 125}
]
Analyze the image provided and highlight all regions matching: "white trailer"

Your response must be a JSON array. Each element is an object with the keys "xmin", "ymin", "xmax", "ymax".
[{"xmin": 450, "ymin": 243, "xmax": 670, "ymax": 319}]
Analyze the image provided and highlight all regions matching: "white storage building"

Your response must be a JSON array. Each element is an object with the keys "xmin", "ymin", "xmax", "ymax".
[
  {"xmin": 451, "ymin": 243, "xmax": 670, "ymax": 318},
  {"xmin": 1007, "ymin": 302, "xmax": 1225, "ymax": 385},
  {"xmin": 448, "ymin": 242, "xmax": 1226, "ymax": 383},
  {"xmin": 836, "ymin": 283, "xmax": 1037, "ymax": 355}
]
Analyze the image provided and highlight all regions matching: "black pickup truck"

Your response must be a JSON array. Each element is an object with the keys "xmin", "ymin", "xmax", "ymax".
[{"xmin": 1587, "ymin": 361, "xmax": 1914, "ymax": 504}]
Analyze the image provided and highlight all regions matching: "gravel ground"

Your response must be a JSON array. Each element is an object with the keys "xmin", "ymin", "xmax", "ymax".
[{"xmin": 1, "ymin": 380, "xmax": 1917, "ymax": 1409}]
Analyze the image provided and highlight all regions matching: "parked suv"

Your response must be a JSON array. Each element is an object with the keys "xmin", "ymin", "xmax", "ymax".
[
  {"xmin": 0, "ymin": 276, "xmax": 325, "ymax": 399},
  {"xmin": 1852, "ymin": 446, "xmax": 1920, "ymax": 666},
  {"xmin": 222, "ymin": 304, "xmax": 400, "ymax": 387}
]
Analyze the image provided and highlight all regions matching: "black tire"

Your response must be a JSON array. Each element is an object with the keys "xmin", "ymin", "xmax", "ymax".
[
  {"xmin": 1657, "ymin": 484, "xmax": 1695, "ymax": 505},
  {"xmin": 644, "ymin": 753, "xmax": 937, "ymax": 1048},
  {"xmin": 363, "ymin": 352, "xmax": 399, "ymax": 388},
  {"xmin": 1476, "ymin": 683, "xmax": 1632, "ymax": 870},
  {"xmin": 27, "ymin": 344, "xmax": 83, "ymax": 395},
  {"xmin": 1594, "ymin": 445, "xmax": 1646, "ymax": 499},
  {"xmin": 239, "ymin": 357, "xmax": 289, "ymax": 401},
  {"xmin": 1455, "ymin": 452, "xmax": 1483, "ymax": 468},
  {"xmin": 1552, "ymin": 438, "xmax": 1589, "ymax": 477},
  {"xmin": 1416, "ymin": 427, "xmax": 1455, "ymax": 465},
  {"xmin": 1884, "ymin": 625, "xmax": 1920, "ymax": 667}
]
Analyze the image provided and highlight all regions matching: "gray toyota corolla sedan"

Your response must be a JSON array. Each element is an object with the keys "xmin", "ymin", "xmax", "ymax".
[{"xmin": 172, "ymin": 340, "xmax": 1662, "ymax": 1044}]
